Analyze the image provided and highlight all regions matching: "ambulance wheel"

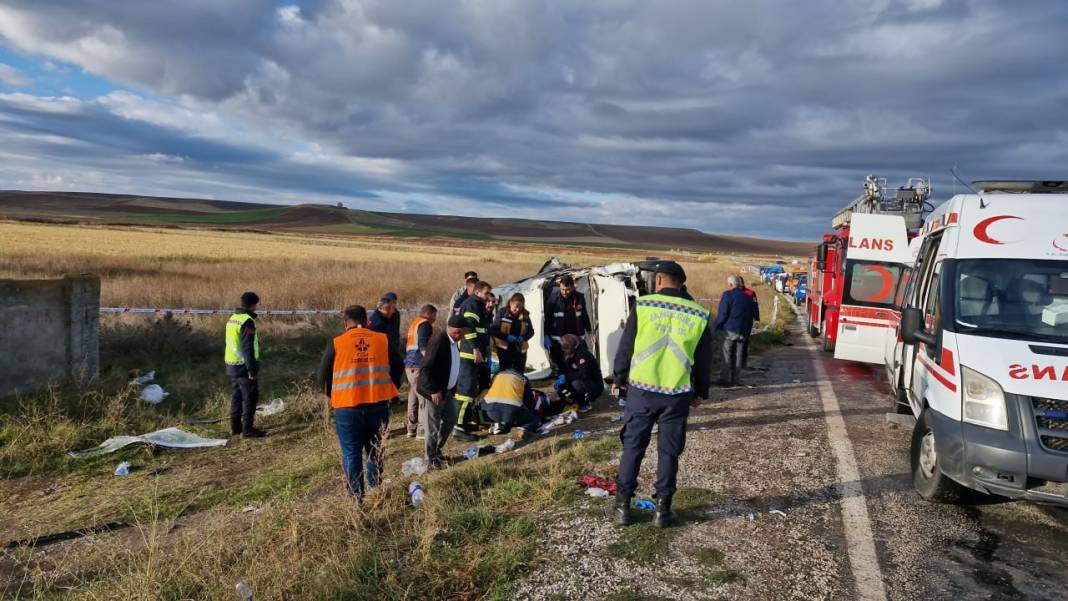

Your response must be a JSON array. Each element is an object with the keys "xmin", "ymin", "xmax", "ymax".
[{"xmin": 910, "ymin": 408, "xmax": 963, "ymax": 503}]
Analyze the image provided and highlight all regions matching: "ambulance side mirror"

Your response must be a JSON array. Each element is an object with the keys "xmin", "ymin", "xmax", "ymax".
[
  {"xmin": 901, "ymin": 307, "xmax": 937, "ymax": 346},
  {"xmin": 816, "ymin": 243, "xmax": 828, "ymax": 270}
]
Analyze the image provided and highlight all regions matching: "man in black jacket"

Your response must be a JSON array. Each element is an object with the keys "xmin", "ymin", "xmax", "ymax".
[
  {"xmin": 369, "ymin": 292, "xmax": 404, "ymax": 389},
  {"xmin": 555, "ymin": 333, "xmax": 604, "ymax": 413},
  {"xmin": 224, "ymin": 292, "xmax": 266, "ymax": 438},
  {"xmin": 418, "ymin": 315, "xmax": 468, "ymax": 468},
  {"xmin": 544, "ymin": 274, "xmax": 592, "ymax": 374}
]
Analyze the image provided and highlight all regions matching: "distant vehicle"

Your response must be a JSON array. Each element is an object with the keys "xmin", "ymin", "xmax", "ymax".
[
  {"xmin": 891, "ymin": 180, "xmax": 1068, "ymax": 507},
  {"xmin": 793, "ymin": 275, "xmax": 808, "ymax": 305},
  {"xmin": 761, "ymin": 265, "xmax": 785, "ymax": 284}
]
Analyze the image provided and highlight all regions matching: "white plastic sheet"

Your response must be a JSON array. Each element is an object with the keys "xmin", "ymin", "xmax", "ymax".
[
  {"xmin": 69, "ymin": 427, "xmax": 228, "ymax": 458},
  {"xmin": 139, "ymin": 384, "xmax": 168, "ymax": 404},
  {"xmin": 256, "ymin": 398, "xmax": 285, "ymax": 416},
  {"xmin": 129, "ymin": 371, "xmax": 156, "ymax": 386}
]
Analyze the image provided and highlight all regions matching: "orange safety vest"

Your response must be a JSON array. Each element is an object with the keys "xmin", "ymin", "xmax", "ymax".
[
  {"xmin": 405, "ymin": 316, "xmax": 431, "ymax": 352},
  {"xmin": 330, "ymin": 327, "xmax": 398, "ymax": 409}
]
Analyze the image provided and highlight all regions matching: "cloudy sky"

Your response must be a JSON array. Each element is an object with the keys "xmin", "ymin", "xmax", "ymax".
[{"xmin": 0, "ymin": 0, "xmax": 1065, "ymax": 240}]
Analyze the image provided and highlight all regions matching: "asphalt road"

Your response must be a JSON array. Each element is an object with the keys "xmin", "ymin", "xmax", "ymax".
[{"xmin": 517, "ymin": 310, "xmax": 1068, "ymax": 600}]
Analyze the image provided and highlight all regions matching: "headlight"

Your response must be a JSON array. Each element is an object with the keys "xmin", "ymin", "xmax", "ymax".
[{"xmin": 961, "ymin": 366, "xmax": 1008, "ymax": 430}]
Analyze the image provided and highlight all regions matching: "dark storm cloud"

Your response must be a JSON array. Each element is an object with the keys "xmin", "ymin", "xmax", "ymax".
[{"xmin": 1, "ymin": 0, "xmax": 1067, "ymax": 239}]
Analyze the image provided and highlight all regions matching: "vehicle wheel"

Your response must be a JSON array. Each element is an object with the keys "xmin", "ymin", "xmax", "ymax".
[
  {"xmin": 820, "ymin": 322, "xmax": 833, "ymax": 352},
  {"xmin": 910, "ymin": 408, "xmax": 964, "ymax": 503}
]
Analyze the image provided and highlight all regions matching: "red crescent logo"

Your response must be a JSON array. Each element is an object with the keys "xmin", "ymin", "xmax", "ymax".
[
  {"xmin": 973, "ymin": 215, "xmax": 1022, "ymax": 245},
  {"xmin": 861, "ymin": 265, "xmax": 895, "ymax": 302},
  {"xmin": 1054, "ymin": 234, "xmax": 1068, "ymax": 252}
]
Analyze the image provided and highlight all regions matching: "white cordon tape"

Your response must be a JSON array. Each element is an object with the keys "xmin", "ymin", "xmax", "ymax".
[{"xmin": 101, "ymin": 307, "xmax": 419, "ymax": 316}]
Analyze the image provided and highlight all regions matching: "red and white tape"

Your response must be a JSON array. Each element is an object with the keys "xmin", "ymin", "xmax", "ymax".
[{"xmin": 100, "ymin": 307, "xmax": 420, "ymax": 316}]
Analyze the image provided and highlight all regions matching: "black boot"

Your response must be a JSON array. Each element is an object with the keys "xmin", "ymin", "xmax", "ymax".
[
  {"xmin": 230, "ymin": 417, "xmax": 242, "ymax": 437},
  {"xmin": 241, "ymin": 426, "xmax": 267, "ymax": 438},
  {"xmin": 615, "ymin": 497, "xmax": 633, "ymax": 526},
  {"xmin": 653, "ymin": 496, "xmax": 674, "ymax": 528}
]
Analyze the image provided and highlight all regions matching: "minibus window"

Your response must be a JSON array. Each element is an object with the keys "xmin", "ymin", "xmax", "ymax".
[
  {"xmin": 954, "ymin": 259, "xmax": 1068, "ymax": 342},
  {"xmin": 843, "ymin": 260, "xmax": 902, "ymax": 308}
]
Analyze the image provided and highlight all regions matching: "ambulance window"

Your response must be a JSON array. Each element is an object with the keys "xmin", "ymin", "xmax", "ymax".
[
  {"xmin": 923, "ymin": 263, "xmax": 943, "ymax": 334},
  {"xmin": 894, "ymin": 268, "xmax": 913, "ymax": 307},
  {"xmin": 844, "ymin": 261, "xmax": 902, "ymax": 307}
]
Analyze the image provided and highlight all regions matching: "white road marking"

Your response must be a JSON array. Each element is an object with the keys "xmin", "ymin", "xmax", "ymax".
[{"xmin": 802, "ymin": 325, "xmax": 888, "ymax": 601}]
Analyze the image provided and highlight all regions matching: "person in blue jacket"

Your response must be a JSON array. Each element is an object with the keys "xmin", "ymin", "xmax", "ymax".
[{"xmin": 714, "ymin": 275, "xmax": 759, "ymax": 386}]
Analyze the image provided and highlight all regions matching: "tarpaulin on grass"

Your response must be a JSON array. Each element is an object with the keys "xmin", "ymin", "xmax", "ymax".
[{"xmin": 69, "ymin": 427, "xmax": 228, "ymax": 458}]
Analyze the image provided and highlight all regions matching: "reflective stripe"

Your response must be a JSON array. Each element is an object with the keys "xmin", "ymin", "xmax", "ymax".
[
  {"xmin": 464, "ymin": 332, "xmax": 478, "ymax": 340},
  {"xmin": 630, "ymin": 336, "xmax": 691, "ymax": 371},
  {"xmin": 475, "ymin": 327, "xmax": 487, "ymax": 333},
  {"xmin": 628, "ymin": 380, "xmax": 693, "ymax": 395},
  {"xmin": 333, "ymin": 377, "xmax": 394, "ymax": 392},
  {"xmin": 501, "ymin": 318, "xmax": 512, "ymax": 324},
  {"xmin": 332, "ymin": 365, "xmax": 390, "ymax": 379},
  {"xmin": 463, "ymin": 312, "xmax": 481, "ymax": 320},
  {"xmin": 553, "ymin": 312, "xmax": 565, "ymax": 317},
  {"xmin": 459, "ymin": 352, "xmax": 476, "ymax": 360},
  {"xmin": 455, "ymin": 393, "xmax": 475, "ymax": 401}
]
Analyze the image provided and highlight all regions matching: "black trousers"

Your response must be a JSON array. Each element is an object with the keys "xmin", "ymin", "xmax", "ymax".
[
  {"xmin": 229, "ymin": 373, "xmax": 259, "ymax": 433},
  {"xmin": 616, "ymin": 391, "xmax": 691, "ymax": 500},
  {"xmin": 559, "ymin": 378, "xmax": 603, "ymax": 406}
]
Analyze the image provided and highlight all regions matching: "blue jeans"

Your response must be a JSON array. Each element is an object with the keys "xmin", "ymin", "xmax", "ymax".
[{"xmin": 334, "ymin": 402, "xmax": 390, "ymax": 499}]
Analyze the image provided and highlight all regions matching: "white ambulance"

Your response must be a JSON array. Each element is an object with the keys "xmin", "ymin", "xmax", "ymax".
[{"xmin": 888, "ymin": 180, "xmax": 1068, "ymax": 505}]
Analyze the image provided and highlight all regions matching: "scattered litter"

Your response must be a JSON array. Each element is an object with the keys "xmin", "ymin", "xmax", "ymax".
[
  {"xmin": 69, "ymin": 427, "xmax": 228, "ymax": 458},
  {"xmin": 235, "ymin": 581, "xmax": 254, "ymax": 601},
  {"xmin": 242, "ymin": 506, "xmax": 258, "ymax": 513},
  {"xmin": 409, "ymin": 482, "xmax": 425, "ymax": 507},
  {"xmin": 795, "ymin": 451, "xmax": 809, "ymax": 457},
  {"xmin": 129, "ymin": 371, "xmax": 155, "ymax": 386},
  {"xmin": 617, "ymin": 398, "xmax": 626, "ymax": 407},
  {"xmin": 463, "ymin": 446, "xmax": 479, "ymax": 461},
  {"xmin": 538, "ymin": 411, "xmax": 578, "ymax": 435},
  {"xmin": 573, "ymin": 429, "xmax": 585, "ymax": 440},
  {"xmin": 634, "ymin": 499, "xmax": 656, "ymax": 511},
  {"xmin": 256, "ymin": 398, "xmax": 285, "ymax": 416},
  {"xmin": 114, "ymin": 461, "xmax": 130, "ymax": 476},
  {"xmin": 577, "ymin": 474, "xmax": 617, "ymax": 495},
  {"xmin": 495, "ymin": 439, "xmax": 516, "ymax": 453},
  {"xmin": 747, "ymin": 513, "xmax": 755, "ymax": 522},
  {"xmin": 401, "ymin": 457, "xmax": 428, "ymax": 477},
  {"xmin": 585, "ymin": 487, "xmax": 609, "ymax": 498},
  {"xmin": 769, "ymin": 509, "xmax": 787, "ymax": 518},
  {"xmin": 609, "ymin": 414, "xmax": 623, "ymax": 423},
  {"xmin": 139, "ymin": 384, "xmax": 168, "ymax": 404}
]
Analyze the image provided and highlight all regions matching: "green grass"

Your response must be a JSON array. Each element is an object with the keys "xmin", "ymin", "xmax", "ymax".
[{"xmin": 118, "ymin": 207, "xmax": 292, "ymax": 224}]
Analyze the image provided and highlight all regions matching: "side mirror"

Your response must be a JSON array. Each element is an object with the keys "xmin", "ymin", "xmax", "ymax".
[
  {"xmin": 815, "ymin": 243, "xmax": 829, "ymax": 271},
  {"xmin": 901, "ymin": 307, "xmax": 937, "ymax": 346}
]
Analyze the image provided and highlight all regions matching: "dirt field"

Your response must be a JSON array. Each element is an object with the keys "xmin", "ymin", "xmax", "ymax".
[{"xmin": 0, "ymin": 221, "xmax": 793, "ymax": 600}]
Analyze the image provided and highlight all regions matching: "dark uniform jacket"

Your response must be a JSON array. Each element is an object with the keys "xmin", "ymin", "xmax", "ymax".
[
  {"xmin": 490, "ymin": 306, "xmax": 535, "ymax": 348},
  {"xmin": 458, "ymin": 295, "xmax": 490, "ymax": 354},
  {"xmin": 416, "ymin": 330, "xmax": 456, "ymax": 398},
  {"xmin": 226, "ymin": 308, "xmax": 259, "ymax": 378},
  {"xmin": 369, "ymin": 309, "xmax": 404, "ymax": 387},
  {"xmin": 613, "ymin": 288, "xmax": 712, "ymax": 401},
  {"xmin": 563, "ymin": 347, "xmax": 603, "ymax": 390},
  {"xmin": 545, "ymin": 288, "xmax": 591, "ymax": 338}
]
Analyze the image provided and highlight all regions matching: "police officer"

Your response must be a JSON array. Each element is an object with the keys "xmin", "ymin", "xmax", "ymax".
[
  {"xmin": 224, "ymin": 291, "xmax": 267, "ymax": 438},
  {"xmin": 612, "ymin": 262, "xmax": 711, "ymax": 528}
]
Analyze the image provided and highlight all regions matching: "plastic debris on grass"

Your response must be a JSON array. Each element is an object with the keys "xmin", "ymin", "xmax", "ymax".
[
  {"xmin": 538, "ymin": 410, "xmax": 578, "ymax": 435},
  {"xmin": 139, "ymin": 384, "xmax": 168, "ymax": 404},
  {"xmin": 495, "ymin": 438, "xmax": 516, "ymax": 453},
  {"xmin": 256, "ymin": 398, "xmax": 285, "ymax": 416},
  {"xmin": 401, "ymin": 457, "xmax": 429, "ymax": 476},
  {"xmin": 634, "ymin": 499, "xmax": 656, "ymax": 511},
  {"xmin": 70, "ymin": 427, "xmax": 228, "ymax": 458},
  {"xmin": 577, "ymin": 474, "xmax": 617, "ymax": 496},
  {"xmin": 114, "ymin": 461, "xmax": 130, "ymax": 476},
  {"xmin": 129, "ymin": 371, "xmax": 155, "ymax": 386},
  {"xmin": 585, "ymin": 487, "xmax": 609, "ymax": 498}
]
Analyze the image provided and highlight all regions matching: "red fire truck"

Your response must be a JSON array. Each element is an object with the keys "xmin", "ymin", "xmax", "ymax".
[{"xmin": 807, "ymin": 176, "xmax": 930, "ymax": 363}]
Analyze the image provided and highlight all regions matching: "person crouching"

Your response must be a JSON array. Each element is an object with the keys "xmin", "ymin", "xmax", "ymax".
[
  {"xmin": 554, "ymin": 333, "xmax": 604, "ymax": 413},
  {"xmin": 481, "ymin": 368, "xmax": 541, "ymax": 439},
  {"xmin": 318, "ymin": 305, "xmax": 401, "ymax": 500}
]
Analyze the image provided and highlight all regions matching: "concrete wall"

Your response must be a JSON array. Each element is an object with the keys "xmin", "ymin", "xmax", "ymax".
[{"xmin": 0, "ymin": 275, "xmax": 100, "ymax": 397}]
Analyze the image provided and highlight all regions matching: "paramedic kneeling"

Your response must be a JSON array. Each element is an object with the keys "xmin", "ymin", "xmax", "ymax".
[{"xmin": 612, "ymin": 261, "xmax": 711, "ymax": 528}]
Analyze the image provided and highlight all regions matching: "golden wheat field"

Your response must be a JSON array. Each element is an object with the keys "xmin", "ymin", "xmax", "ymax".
[{"xmin": 0, "ymin": 221, "xmax": 757, "ymax": 311}]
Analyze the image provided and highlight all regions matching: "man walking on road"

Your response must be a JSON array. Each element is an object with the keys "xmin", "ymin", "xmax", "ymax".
[
  {"xmin": 417, "ymin": 315, "xmax": 467, "ymax": 469},
  {"xmin": 613, "ymin": 262, "xmax": 711, "ymax": 528},
  {"xmin": 318, "ymin": 305, "xmax": 401, "ymax": 499},
  {"xmin": 736, "ymin": 276, "xmax": 760, "ymax": 370},
  {"xmin": 225, "ymin": 291, "xmax": 267, "ymax": 438},
  {"xmin": 715, "ymin": 275, "xmax": 759, "ymax": 386},
  {"xmin": 404, "ymin": 304, "xmax": 437, "ymax": 438}
]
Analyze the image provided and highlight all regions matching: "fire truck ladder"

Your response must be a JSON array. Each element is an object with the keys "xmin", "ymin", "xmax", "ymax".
[{"xmin": 831, "ymin": 175, "xmax": 931, "ymax": 230}]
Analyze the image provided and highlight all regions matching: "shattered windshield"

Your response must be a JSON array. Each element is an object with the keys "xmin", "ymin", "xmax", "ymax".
[{"xmin": 954, "ymin": 259, "xmax": 1068, "ymax": 342}]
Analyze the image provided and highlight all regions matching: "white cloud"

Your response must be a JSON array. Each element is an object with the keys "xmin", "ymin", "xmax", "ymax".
[{"xmin": 0, "ymin": 63, "xmax": 31, "ymax": 87}]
